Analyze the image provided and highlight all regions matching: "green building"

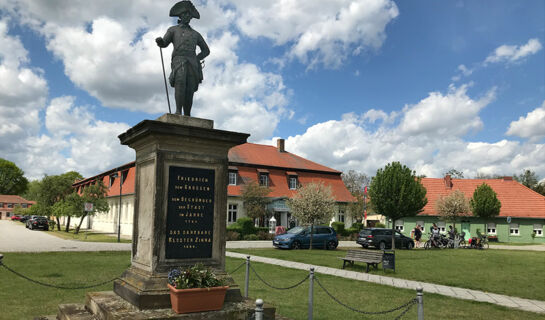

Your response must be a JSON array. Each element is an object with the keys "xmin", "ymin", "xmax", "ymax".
[{"xmin": 386, "ymin": 175, "xmax": 545, "ymax": 243}]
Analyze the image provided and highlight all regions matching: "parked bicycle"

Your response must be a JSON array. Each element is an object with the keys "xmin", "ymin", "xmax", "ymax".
[{"xmin": 469, "ymin": 234, "xmax": 489, "ymax": 249}]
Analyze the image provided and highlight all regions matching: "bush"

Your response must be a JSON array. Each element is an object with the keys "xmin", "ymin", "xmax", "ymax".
[
  {"xmin": 226, "ymin": 231, "xmax": 240, "ymax": 241},
  {"xmin": 226, "ymin": 225, "xmax": 242, "ymax": 234},
  {"xmin": 331, "ymin": 222, "xmax": 345, "ymax": 235},
  {"xmin": 243, "ymin": 234, "xmax": 259, "ymax": 241},
  {"xmin": 256, "ymin": 227, "xmax": 269, "ymax": 234},
  {"xmin": 351, "ymin": 222, "xmax": 364, "ymax": 231},
  {"xmin": 375, "ymin": 222, "xmax": 386, "ymax": 228},
  {"xmin": 257, "ymin": 231, "xmax": 273, "ymax": 240},
  {"xmin": 345, "ymin": 227, "xmax": 359, "ymax": 235},
  {"xmin": 236, "ymin": 217, "xmax": 256, "ymax": 236}
]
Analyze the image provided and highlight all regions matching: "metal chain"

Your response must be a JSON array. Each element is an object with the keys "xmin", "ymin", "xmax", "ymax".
[
  {"xmin": 393, "ymin": 300, "xmax": 417, "ymax": 320},
  {"xmin": 250, "ymin": 265, "xmax": 309, "ymax": 290},
  {"xmin": 228, "ymin": 261, "xmax": 246, "ymax": 275},
  {"xmin": 0, "ymin": 262, "xmax": 122, "ymax": 290},
  {"xmin": 315, "ymin": 276, "xmax": 418, "ymax": 315}
]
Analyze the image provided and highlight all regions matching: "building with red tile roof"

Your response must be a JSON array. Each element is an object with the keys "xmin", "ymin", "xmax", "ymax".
[
  {"xmin": 71, "ymin": 140, "xmax": 355, "ymax": 236},
  {"xmin": 0, "ymin": 195, "xmax": 35, "ymax": 220},
  {"xmin": 388, "ymin": 175, "xmax": 545, "ymax": 243}
]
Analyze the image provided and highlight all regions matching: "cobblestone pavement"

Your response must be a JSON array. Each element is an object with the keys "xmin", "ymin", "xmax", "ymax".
[
  {"xmin": 226, "ymin": 251, "xmax": 545, "ymax": 314},
  {"xmin": 0, "ymin": 220, "xmax": 131, "ymax": 252}
]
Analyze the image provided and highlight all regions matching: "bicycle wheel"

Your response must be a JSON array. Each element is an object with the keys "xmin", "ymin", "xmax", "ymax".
[
  {"xmin": 424, "ymin": 241, "xmax": 430, "ymax": 250},
  {"xmin": 483, "ymin": 241, "xmax": 489, "ymax": 249},
  {"xmin": 459, "ymin": 240, "xmax": 466, "ymax": 248}
]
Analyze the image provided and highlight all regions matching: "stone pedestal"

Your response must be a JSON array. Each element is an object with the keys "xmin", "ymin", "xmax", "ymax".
[{"xmin": 112, "ymin": 114, "xmax": 250, "ymax": 309}]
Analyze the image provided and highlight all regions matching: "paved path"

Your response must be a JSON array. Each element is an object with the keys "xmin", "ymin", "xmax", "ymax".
[
  {"xmin": 227, "ymin": 240, "xmax": 545, "ymax": 251},
  {"xmin": 226, "ymin": 251, "xmax": 545, "ymax": 314},
  {"xmin": 0, "ymin": 220, "xmax": 131, "ymax": 252}
]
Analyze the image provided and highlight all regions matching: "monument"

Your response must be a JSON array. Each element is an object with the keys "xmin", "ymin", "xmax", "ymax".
[{"xmin": 56, "ymin": 1, "xmax": 276, "ymax": 319}]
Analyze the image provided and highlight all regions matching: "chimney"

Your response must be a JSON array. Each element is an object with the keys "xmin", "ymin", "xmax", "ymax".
[
  {"xmin": 444, "ymin": 174, "xmax": 453, "ymax": 188},
  {"xmin": 277, "ymin": 138, "xmax": 285, "ymax": 152}
]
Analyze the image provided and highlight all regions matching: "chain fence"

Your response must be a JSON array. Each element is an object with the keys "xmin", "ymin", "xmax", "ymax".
[
  {"xmin": 0, "ymin": 257, "xmax": 126, "ymax": 290},
  {"xmin": 250, "ymin": 264, "xmax": 309, "ymax": 290},
  {"xmin": 228, "ymin": 261, "xmax": 246, "ymax": 275}
]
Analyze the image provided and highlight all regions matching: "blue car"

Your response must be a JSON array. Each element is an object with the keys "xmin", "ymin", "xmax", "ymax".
[{"xmin": 273, "ymin": 226, "xmax": 338, "ymax": 250}]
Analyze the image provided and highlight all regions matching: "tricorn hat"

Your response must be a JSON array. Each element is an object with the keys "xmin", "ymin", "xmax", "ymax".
[{"xmin": 169, "ymin": 1, "xmax": 200, "ymax": 19}]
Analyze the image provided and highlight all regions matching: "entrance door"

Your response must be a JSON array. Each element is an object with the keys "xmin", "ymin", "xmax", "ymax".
[{"xmin": 461, "ymin": 223, "xmax": 470, "ymax": 240}]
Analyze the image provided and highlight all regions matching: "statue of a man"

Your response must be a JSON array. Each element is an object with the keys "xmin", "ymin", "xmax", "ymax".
[{"xmin": 156, "ymin": 0, "xmax": 210, "ymax": 116}]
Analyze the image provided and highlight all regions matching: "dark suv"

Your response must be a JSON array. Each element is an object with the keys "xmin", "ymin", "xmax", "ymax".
[
  {"xmin": 27, "ymin": 216, "xmax": 49, "ymax": 230},
  {"xmin": 273, "ymin": 226, "xmax": 338, "ymax": 250},
  {"xmin": 356, "ymin": 228, "xmax": 414, "ymax": 250}
]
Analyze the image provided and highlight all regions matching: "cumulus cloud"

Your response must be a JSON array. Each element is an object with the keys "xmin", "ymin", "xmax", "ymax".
[
  {"xmin": 230, "ymin": 0, "xmax": 399, "ymax": 69},
  {"xmin": 485, "ymin": 38, "xmax": 542, "ymax": 65},
  {"xmin": 506, "ymin": 100, "xmax": 545, "ymax": 141}
]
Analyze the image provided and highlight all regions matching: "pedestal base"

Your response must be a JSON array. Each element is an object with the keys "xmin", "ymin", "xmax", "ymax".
[{"xmin": 56, "ymin": 291, "xmax": 277, "ymax": 320}]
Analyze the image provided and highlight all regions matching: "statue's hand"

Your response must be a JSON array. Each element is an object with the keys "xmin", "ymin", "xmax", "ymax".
[{"xmin": 155, "ymin": 37, "xmax": 165, "ymax": 47}]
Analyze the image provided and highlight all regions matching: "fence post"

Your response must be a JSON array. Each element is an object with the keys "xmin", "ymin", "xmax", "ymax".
[
  {"xmin": 416, "ymin": 286, "xmax": 424, "ymax": 320},
  {"xmin": 255, "ymin": 298, "xmax": 264, "ymax": 320},
  {"xmin": 308, "ymin": 267, "xmax": 314, "ymax": 320},
  {"xmin": 245, "ymin": 256, "xmax": 250, "ymax": 298}
]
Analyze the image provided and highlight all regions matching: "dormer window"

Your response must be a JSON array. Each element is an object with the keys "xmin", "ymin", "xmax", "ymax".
[
  {"xmin": 287, "ymin": 171, "xmax": 298, "ymax": 190},
  {"xmin": 228, "ymin": 172, "xmax": 237, "ymax": 185},
  {"xmin": 257, "ymin": 169, "xmax": 269, "ymax": 187}
]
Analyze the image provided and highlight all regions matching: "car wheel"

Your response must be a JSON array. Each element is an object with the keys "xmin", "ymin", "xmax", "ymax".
[
  {"xmin": 361, "ymin": 244, "xmax": 368, "ymax": 249},
  {"xmin": 327, "ymin": 241, "xmax": 337, "ymax": 250},
  {"xmin": 291, "ymin": 241, "xmax": 301, "ymax": 250},
  {"xmin": 407, "ymin": 241, "xmax": 414, "ymax": 250},
  {"xmin": 379, "ymin": 241, "xmax": 386, "ymax": 250}
]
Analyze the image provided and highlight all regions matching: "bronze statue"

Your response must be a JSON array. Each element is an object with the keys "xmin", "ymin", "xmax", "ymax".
[{"xmin": 156, "ymin": 1, "xmax": 210, "ymax": 116}]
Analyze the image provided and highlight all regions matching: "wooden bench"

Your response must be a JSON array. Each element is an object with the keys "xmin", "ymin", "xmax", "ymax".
[{"xmin": 339, "ymin": 249, "xmax": 383, "ymax": 272}]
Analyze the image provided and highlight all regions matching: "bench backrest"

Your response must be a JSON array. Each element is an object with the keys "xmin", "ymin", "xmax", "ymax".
[{"xmin": 345, "ymin": 249, "xmax": 383, "ymax": 260}]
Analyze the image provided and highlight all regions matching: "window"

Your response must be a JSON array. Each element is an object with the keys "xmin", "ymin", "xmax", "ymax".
[
  {"xmin": 228, "ymin": 204, "xmax": 237, "ymax": 223},
  {"xmin": 509, "ymin": 223, "xmax": 519, "ymax": 236},
  {"xmin": 316, "ymin": 227, "xmax": 332, "ymax": 234},
  {"xmin": 0, "ymin": 203, "xmax": 3, "ymax": 207},
  {"xmin": 487, "ymin": 223, "xmax": 496, "ymax": 235},
  {"xmin": 338, "ymin": 208, "xmax": 345, "ymax": 223},
  {"xmin": 7, "ymin": 203, "xmax": 13, "ymax": 208},
  {"xmin": 533, "ymin": 224, "xmax": 543, "ymax": 237},
  {"xmin": 289, "ymin": 177, "xmax": 297, "ymax": 190},
  {"xmin": 228, "ymin": 172, "xmax": 237, "ymax": 186},
  {"xmin": 437, "ymin": 221, "xmax": 446, "ymax": 233},
  {"xmin": 395, "ymin": 219, "xmax": 404, "ymax": 232},
  {"xmin": 259, "ymin": 174, "xmax": 269, "ymax": 187}
]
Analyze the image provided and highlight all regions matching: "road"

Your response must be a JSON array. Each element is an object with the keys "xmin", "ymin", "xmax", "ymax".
[{"xmin": 0, "ymin": 220, "xmax": 131, "ymax": 252}]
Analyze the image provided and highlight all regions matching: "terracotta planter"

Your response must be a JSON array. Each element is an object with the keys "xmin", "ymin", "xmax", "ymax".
[{"xmin": 167, "ymin": 284, "xmax": 229, "ymax": 314}]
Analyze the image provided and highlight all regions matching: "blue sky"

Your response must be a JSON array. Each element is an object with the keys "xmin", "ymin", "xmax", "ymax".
[{"xmin": 0, "ymin": 0, "xmax": 543, "ymax": 181}]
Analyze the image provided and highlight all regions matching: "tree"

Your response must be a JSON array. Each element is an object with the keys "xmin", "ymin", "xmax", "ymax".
[
  {"xmin": 534, "ymin": 182, "xmax": 545, "ymax": 196},
  {"xmin": 474, "ymin": 172, "xmax": 503, "ymax": 179},
  {"xmin": 435, "ymin": 190, "xmax": 470, "ymax": 225},
  {"xmin": 445, "ymin": 169, "xmax": 464, "ymax": 179},
  {"xmin": 0, "ymin": 158, "xmax": 29, "ymax": 195},
  {"xmin": 368, "ymin": 162, "xmax": 428, "ymax": 249},
  {"xmin": 22, "ymin": 180, "xmax": 41, "ymax": 201},
  {"xmin": 341, "ymin": 170, "xmax": 370, "ymax": 221},
  {"xmin": 74, "ymin": 181, "xmax": 109, "ymax": 234},
  {"xmin": 470, "ymin": 183, "xmax": 501, "ymax": 233},
  {"xmin": 514, "ymin": 169, "xmax": 539, "ymax": 189},
  {"xmin": 287, "ymin": 182, "xmax": 337, "ymax": 249},
  {"xmin": 38, "ymin": 171, "xmax": 83, "ymax": 231},
  {"xmin": 241, "ymin": 181, "xmax": 271, "ymax": 226}
]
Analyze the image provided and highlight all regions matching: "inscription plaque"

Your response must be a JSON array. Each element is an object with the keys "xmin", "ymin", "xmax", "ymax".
[{"xmin": 166, "ymin": 166, "xmax": 215, "ymax": 259}]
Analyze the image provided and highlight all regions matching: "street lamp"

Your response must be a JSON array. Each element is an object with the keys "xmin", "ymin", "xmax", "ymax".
[{"xmin": 112, "ymin": 171, "xmax": 122, "ymax": 243}]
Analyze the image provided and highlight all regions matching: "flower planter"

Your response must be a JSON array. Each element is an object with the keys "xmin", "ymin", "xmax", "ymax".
[{"xmin": 167, "ymin": 284, "xmax": 229, "ymax": 314}]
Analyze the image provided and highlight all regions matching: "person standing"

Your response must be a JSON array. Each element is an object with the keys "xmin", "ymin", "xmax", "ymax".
[{"xmin": 413, "ymin": 224, "xmax": 422, "ymax": 248}]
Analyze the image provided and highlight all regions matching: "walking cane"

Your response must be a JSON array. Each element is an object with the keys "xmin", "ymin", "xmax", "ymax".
[{"xmin": 159, "ymin": 47, "xmax": 172, "ymax": 114}]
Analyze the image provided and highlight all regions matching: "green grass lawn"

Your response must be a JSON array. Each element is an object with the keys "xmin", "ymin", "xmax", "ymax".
[
  {"xmin": 229, "ymin": 248, "xmax": 545, "ymax": 301},
  {"xmin": 0, "ymin": 251, "xmax": 131, "ymax": 320},
  {"xmin": 0, "ymin": 251, "xmax": 541, "ymax": 320},
  {"xmin": 225, "ymin": 257, "xmax": 544, "ymax": 320},
  {"xmin": 47, "ymin": 228, "xmax": 132, "ymax": 243}
]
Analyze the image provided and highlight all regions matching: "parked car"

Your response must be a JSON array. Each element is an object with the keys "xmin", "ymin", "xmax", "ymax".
[
  {"xmin": 28, "ymin": 217, "xmax": 49, "ymax": 230},
  {"xmin": 10, "ymin": 215, "xmax": 22, "ymax": 221},
  {"xmin": 25, "ymin": 215, "xmax": 41, "ymax": 228},
  {"xmin": 19, "ymin": 215, "xmax": 30, "ymax": 223},
  {"xmin": 356, "ymin": 228, "xmax": 414, "ymax": 250},
  {"xmin": 273, "ymin": 226, "xmax": 338, "ymax": 250}
]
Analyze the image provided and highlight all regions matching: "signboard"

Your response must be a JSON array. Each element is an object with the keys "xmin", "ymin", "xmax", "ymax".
[
  {"xmin": 165, "ymin": 166, "xmax": 215, "ymax": 260},
  {"xmin": 84, "ymin": 202, "xmax": 94, "ymax": 212},
  {"xmin": 382, "ymin": 251, "xmax": 395, "ymax": 272},
  {"xmin": 506, "ymin": 216, "xmax": 512, "ymax": 224}
]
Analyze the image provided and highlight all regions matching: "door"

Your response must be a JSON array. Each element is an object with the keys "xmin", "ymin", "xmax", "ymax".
[
  {"xmin": 461, "ymin": 223, "xmax": 470, "ymax": 240},
  {"xmin": 312, "ymin": 227, "xmax": 330, "ymax": 248}
]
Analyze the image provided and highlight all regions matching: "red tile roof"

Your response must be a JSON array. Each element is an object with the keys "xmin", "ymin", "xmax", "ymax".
[
  {"xmin": 420, "ymin": 177, "xmax": 545, "ymax": 218},
  {"xmin": 0, "ymin": 195, "xmax": 35, "ymax": 204},
  {"xmin": 228, "ymin": 143, "xmax": 341, "ymax": 173}
]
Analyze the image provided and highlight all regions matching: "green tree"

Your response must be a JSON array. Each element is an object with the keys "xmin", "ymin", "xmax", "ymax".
[
  {"xmin": 241, "ymin": 181, "xmax": 271, "ymax": 226},
  {"xmin": 287, "ymin": 182, "xmax": 337, "ymax": 249},
  {"xmin": 435, "ymin": 190, "xmax": 471, "ymax": 224},
  {"xmin": 12, "ymin": 204, "xmax": 29, "ymax": 216},
  {"xmin": 514, "ymin": 169, "xmax": 539, "ymax": 189},
  {"xmin": 534, "ymin": 182, "xmax": 545, "ymax": 196},
  {"xmin": 368, "ymin": 162, "xmax": 428, "ymax": 249},
  {"xmin": 0, "ymin": 158, "xmax": 29, "ymax": 195},
  {"xmin": 470, "ymin": 183, "xmax": 501, "ymax": 233},
  {"xmin": 74, "ymin": 181, "xmax": 109, "ymax": 234},
  {"xmin": 22, "ymin": 180, "xmax": 41, "ymax": 201},
  {"xmin": 445, "ymin": 169, "xmax": 464, "ymax": 179},
  {"xmin": 38, "ymin": 171, "xmax": 83, "ymax": 231}
]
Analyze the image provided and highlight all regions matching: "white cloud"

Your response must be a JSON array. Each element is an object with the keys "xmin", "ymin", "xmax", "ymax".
[
  {"xmin": 230, "ymin": 0, "xmax": 399, "ymax": 68},
  {"xmin": 485, "ymin": 38, "xmax": 542, "ymax": 65},
  {"xmin": 506, "ymin": 100, "xmax": 545, "ymax": 141}
]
